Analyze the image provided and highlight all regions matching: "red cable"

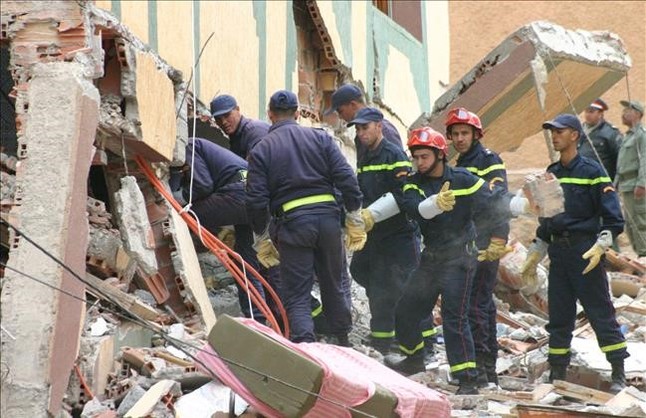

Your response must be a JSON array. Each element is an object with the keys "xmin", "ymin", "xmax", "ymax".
[{"xmin": 135, "ymin": 156, "xmax": 289, "ymax": 337}]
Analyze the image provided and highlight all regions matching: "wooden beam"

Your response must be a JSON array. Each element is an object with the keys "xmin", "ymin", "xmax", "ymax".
[
  {"xmin": 552, "ymin": 380, "xmax": 613, "ymax": 404},
  {"xmin": 85, "ymin": 272, "xmax": 159, "ymax": 321}
]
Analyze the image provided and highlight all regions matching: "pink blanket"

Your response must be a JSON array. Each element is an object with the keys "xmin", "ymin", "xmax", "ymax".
[{"xmin": 196, "ymin": 318, "xmax": 450, "ymax": 417}]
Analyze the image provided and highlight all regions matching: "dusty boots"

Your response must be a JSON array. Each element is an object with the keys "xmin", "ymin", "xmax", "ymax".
[
  {"xmin": 385, "ymin": 350, "xmax": 426, "ymax": 375},
  {"xmin": 369, "ymin": 336, "xmax": 393, "ymax": 355},
  {"xmin": 549, "ymin": 364, "xmax": 567, "ymax": 383},
  {"xmin": 475, "ymin": 356, "xmax": 489, "ymax": 388},
  {"xmin": 456, "ymin": 375, "xmax": 480, "ymax": 395},
  {"xmin": 609, "ymin": 360, "xmax": 626, "ymax": 394},
  {"xmin": 484, "ymin": 355, "xmax": 499, "ymax": 386}
]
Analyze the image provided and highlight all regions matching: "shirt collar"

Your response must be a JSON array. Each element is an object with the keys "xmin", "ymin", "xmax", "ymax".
[{"xmin": 268, "ymin": 119, "xmax": 298, "ymax": 132}]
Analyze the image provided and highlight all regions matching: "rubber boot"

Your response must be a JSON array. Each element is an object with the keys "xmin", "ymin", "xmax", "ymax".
[
  {"xmin": 484, "ymin": 355, "xmax": 499, "ymax": 385},
  {"xmin": 475, "ymin": 356, "xmax": 489, "ymax": 388},
  {"xmin": 333, "ymin": 333, "xmax": 351, "ymax": 347},
  {"xmin": 549, "ymin": 364, "xmax": 567, "ymax": 383},
  {"xmin": 609, "ymin": 360, "xmax": 626, "ymax": 394},
  {"xmin": 385, "ymin": 350, "xmax": 426, "ymax": 375},
  {"xmin": 456, "ymin": 375, "xmax": 480, "ymax": 395},
  {"xmin": 424, "ymin": 342, "xmax": 437, "ymax": 364},
  {"xmin": 369, "ymin": 336, "xmax": 393, "ymax": 355}
]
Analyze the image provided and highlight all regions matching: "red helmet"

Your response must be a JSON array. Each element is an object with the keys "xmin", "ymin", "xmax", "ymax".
[
  {"xmin": 445, "ymin": 107, "xmax": 483, "ymax": 139},
  {"xmin": 407, "ymin": 127, "xmax": 449, "ymax": 159}
]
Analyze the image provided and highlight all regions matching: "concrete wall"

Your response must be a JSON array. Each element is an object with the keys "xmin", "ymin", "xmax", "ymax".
[{"xmin": 93, "ymin": 0, "xmax": 450, "ymax": 130}]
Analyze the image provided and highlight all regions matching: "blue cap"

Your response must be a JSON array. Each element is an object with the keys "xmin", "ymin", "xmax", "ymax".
[
  {"xmin": 542, "ymin": 114, "xmax": 583, "ymax": 134},
  {"xmin": 269, "ymin": 90, "xmax": 298, "ymax": 110},
  {"xmin": 329, "ymin": 84, "xmax": 363, "ymax": 113},
  {"xmin": 210, "ymin": 94, "xmax": 238, "ymax": 117},
  {"xmin": 347, "ymin": 107, "xmax": 383, "ymax": 126}
]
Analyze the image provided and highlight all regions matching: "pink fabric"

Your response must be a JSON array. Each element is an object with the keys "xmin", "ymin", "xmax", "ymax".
[{"xmin": 196, "ymin": 318, "xmax": 451, "ymax": 418}]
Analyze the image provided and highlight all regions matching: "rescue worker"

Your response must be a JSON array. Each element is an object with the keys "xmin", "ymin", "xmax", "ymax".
[
  {"xmin": 446, "ymin": 107, "xmax": 511, "ymax": 387},
  {"xmin": 386, "ymin": 127, "xmax": 513, "ymax": 395},
  {"xmin": 210, "ymin": 94, "xmax": 270, "ymax": 160},
  {"xmin": 616, "ymin": 100, "xmax": 646, "ymax": 257},
  {"xmin": 328, "ymin": 84, "xmax": 403, "ymax": 159},
  {"xmin": 580, "ymin": 98, "xmax": 622, "ymax": 181},
  {"xmin": 347, "ymin": 107, "xmax": 419, "ymax": 354},
  {"xmin": 246, "ymin": 90, "xmax": 366, "ymax": 345},
  {"xmin": 521, "ymin": 114, "xmax": 629, "ymax": 394},
  {"xmin": 170, "ymin": 137, "xmax": 266, "ymax": 322}
]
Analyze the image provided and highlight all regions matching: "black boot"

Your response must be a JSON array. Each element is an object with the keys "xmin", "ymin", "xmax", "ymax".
[
  {"xmin": 424, "ymin": 343, "xmax": 437, "ymax": 364},
  {"xmin": 484, "ymin": 356, "xmax": 498, "ymax": 385},
  {"xmin": 369, "ymin": 337, "xmax": 393, "ymax": 355},
  {"xmin": 609, "ymin": 361, "xmax": 626, "ymax": 394},
  {"xmin": 475, "ymin": 356, "xmax": 489, "ymax": 388},
  {"xmin": 549, "ymin": 364, "xmax": 567, "ymax": 383},
  {"xmin": 456, "ymin": 376, "xmax": 480, "ymax": 395},
  {"xmin": 385, "ymin": 351, "xmax": 426, "ymax": 375}
]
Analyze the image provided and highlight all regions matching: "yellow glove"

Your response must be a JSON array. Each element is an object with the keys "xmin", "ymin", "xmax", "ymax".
[
  {"xmin": 361, "ymin": 208, "xmax": 375, "ymax": 233},
  {"xmin": 477, "ymin": 237, "xmax": 513, "ymax": 262},
  {"xmin": 217, "ymin": 226, "xmax": 236, "ymax": 248},
  {"xmin": 582, "ymin": 230, "xmax": 612, "ymax": 274},
  {"xmin": 256, "ymin": 239, "xmax": 280, "ymax": 268},
  {"xmin": 345, "ymin": 210, "xmax": 367, "ymax": 252},
  {"xmin": 520, "ymin": 238, "xmax": 548, "ymax": 286},
  {"xmin": 436, "ymin": 181, "xmax": 456, "ymax": 212}
]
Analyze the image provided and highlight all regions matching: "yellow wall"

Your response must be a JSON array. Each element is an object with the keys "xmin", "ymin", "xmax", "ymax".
[
  {"xmin": 425, "ymin": 1, "xmax": 450, "ymax": 106},
  {"xmin": 156, "ymin": 2, "xmax": 193, "ymax": 82},
  {"xmin": 120, "ymin": 1, "xmax": 149, "ymax": 44},
  {"xmin": 266, "ymin": 2, "xmax": 289, "ymax": 106}
]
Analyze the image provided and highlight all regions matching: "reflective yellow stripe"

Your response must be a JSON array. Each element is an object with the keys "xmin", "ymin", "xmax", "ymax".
[
  {"xmin": 453, "ymin": 178, "xmax": 485, "ymax": 197},
  {"xmin": 311, "ymin": 305, "xmax": 323, "ymax": 318},
  {"xmin": 371, "ymin": 330, "xmax": 395, "ymax": 339},
  {"xmin": 422, "ymin": 328, "xmax": 437, "ymax": 338},
  {"xmin": 403, "ymin": 183, "xmax": 426, "ymax": 197},
  {"xmin": 450, "ymin": 361, "xmax": 477, "ymax": 373},
  {"xmin": 558, "ymin": 176, "xmax": 611, "ymax": 186},
  {"xmin": 282, "ymin": 194, "xmax": 336, "ymax": 212},
  {"xmin": 548, "ymin": 347, "xmax": 570, "ymax": 355},
  {"xmin": 465, "ymin": 163, "xmax": 505, "ymax": 177},
  {"xmin": 399, "ymin": 341, "xmax": 424, "ymax": 355},
  {"xmin": 357, "ymin": 161, "xmax": 412, "ymax": 174},
  {"xmin": 600, "ymin": 341, "xmax": 627, "ymax": 353}
]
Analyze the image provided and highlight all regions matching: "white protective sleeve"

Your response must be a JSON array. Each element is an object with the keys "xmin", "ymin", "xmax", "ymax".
[
  {"xmin": 367, "ymin": 192, "xmax": 401, "ymax": 223},
  {"xmin": 417, "ymin": 195, "xmax": 443, "ymax": 220}
]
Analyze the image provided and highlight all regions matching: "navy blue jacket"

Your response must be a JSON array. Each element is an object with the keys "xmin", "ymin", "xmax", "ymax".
[
  {"xmin": 230, "ymin": 116, "xmax": 270, "ymax": 159},
  {"xmin": 355, "ymin": 118, "xmax": 402, "ymax": 160},
  {"xmin": 183, "ymin": 137, "xmax": 248, "ymax": 201},
  {"xmin": 400, "ymin": 166, "xmax": 510, "ymax": 251},
  {"xmin": 536, "ymin": 155, "xmax": 624, "ymax": 242},
  {"xmin": 247, "ymin": 120, "xmax": 363, "ymax": 234},
  {"xmin": 578, "ymin": 119, "xmax": 622, "ymax": 180},
  {"xmin": 456, "ymin": 141, "xmax": 510, "ymax": 247},
  {"xmin": 357, "ymin": 138, "xmax": 415, "ymax": 239}
]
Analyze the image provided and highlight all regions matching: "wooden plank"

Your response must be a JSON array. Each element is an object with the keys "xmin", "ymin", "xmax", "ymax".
[
  {"xmin": 532, "ymin": 383, "xmax": 554, "ymax": 402},
  {"xmin": 552, "ymin": 380, "xmax": 613, "ymax": 404},
  {"xmin": 124, "ymin": 379, "xmax": 177, "ymax": 418},
  {"xmin": 85, "ymin": 272, "xmax": 159, "ymax": 321}
]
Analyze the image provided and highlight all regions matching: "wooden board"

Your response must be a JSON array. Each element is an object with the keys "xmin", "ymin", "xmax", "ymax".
[{"xmin": 552, "ymin": 380, "xmax": 613, "ymax": 404}]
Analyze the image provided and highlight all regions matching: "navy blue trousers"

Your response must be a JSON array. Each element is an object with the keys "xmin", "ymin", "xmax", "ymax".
[
  {"xmin": 273, "ymin": 210, "xmax": 351, "ymax": 343},
  {"xmin": 468, "ymin": 259, "xmax": 500, "ymax": 358},
  {"xmin": 547, "ymin": 238, "xmax": 628, "ymax": 366}
]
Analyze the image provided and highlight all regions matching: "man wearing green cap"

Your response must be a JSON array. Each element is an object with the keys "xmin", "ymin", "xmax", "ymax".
[{"xmin": 617, "ymin": 100, "xmax": 646, "ymax": 257}]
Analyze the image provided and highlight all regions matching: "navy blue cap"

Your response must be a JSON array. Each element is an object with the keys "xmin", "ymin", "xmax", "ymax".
[
  {"xmin": 347, "ymin": 107, "xmax": 383, "ymax": 127},
  {"xmin": 210, "ymin": 94, "xmax": 238, "ymax": 117},
  {"xmin": 269, "ymin": 90, "xmax": 298, "ymax": 110},
  {"xmin": 328, "ymin": 84, "xmax": 363, "ymax": 113},
  {"xmin": 542, "ymin": 114, "xmax": 583, "ymax": 134}
]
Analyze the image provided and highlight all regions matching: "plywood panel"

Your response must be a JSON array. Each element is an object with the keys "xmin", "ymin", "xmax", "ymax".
[
  {"xmin": 157, "ymin": 2, "xmax": 193, "ymax": 82},
  {"xmin": 120, "ymin": 0, "xmax": 149, "ymax": 44}
]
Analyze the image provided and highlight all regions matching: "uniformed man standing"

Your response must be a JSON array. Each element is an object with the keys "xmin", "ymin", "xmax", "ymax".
[
  {"xmin": 616, "ymin": 100, "xmax": 646, "ymax": 257},
  {"xmin": 522, "ymin": 114, "xmax": 629, "ymax": 394},
  {"xmin": 246, "ymin": 90, "xmax": 366, "ymax": 345},
  {"xmin": 210, "ymin": 94, "xmax": 270, "ymax": 159},
  {"xmin": 347, "ymin": 107, "xmax": 419, "ymax": 354},
  {"xmin": 445, "ymin": 107, "xmax": 512, "ymax": 388},
  {"xmin": 580, "ymin": 98, "xmax": 622, "ymax": 181},
  {"xmin": 386, "ymin": 127, "xmax": 512, "ymax": 395}
]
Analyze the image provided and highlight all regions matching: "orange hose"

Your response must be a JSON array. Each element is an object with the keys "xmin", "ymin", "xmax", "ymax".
[
  {"xmin": 135, "ymin": 156, "xmax": 289, "ymax": 337},
  {"xmin": 74, "ymin": 364, "xmax": 94, "ymax": 400}
]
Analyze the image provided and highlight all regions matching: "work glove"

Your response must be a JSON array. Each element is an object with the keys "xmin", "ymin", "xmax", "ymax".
[
  {"xmin": 217, "ymin": 226, "xmax": 236, "ymax": 248},
  {"xmin": 417, "ymin": 181, "xmax": 455, "ymax": 219},
  {"xmin": 344, "ymin": 209, "xmax": 367, "ymax": 252},
  {"xmin": 520, "ymin": 238, "xmax": 548, "ymax": 288},
  {"xmin": 253, "ymin": 231, "xmax": 280, "ymax": 268},
  {"xmin": 362, "ymin": 192, "xmax": 401, "ymax": 233},
  {"xmin": 582, "ymin": 230, "xmax": 612, "ymax": 275},
  {"xmin": 477, "ymin": 237, "xmax": 513, "ymax": 262},
  {"xmin": 509, "ymin": 189, "xmax": 531, "ymax": 217}
]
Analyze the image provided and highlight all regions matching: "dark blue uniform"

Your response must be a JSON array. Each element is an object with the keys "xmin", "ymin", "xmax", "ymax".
[
  {"xmin": 396, "ymin": 166, "xmax": 509, "ymax": 382},
  {"xmin": 181, "ymin": 138, "xmax": 266, "ymax": 320},
  {"xmin": 456, "ymin": 141, "xmax": 509, "ymax": 377},
  {"xmin": 228, "ymin": 116, "xmax": 270, "ymax": 159},
  {"xmin": 579, "ymin": 120, "xmax": 622, "ymax": 181},
  {"xmin": 247, "ymin": 120, "xmax": 362, "ymax": 343},
  {"xmin": 350, "ymin": 139, "xmax": 418, "ymax": 348},
  {"xmin": 535, "ymin": 155, "xmax": 628, "ymax": 367},
  {"xmin": 355, "ymin": 118, "xmax": 403, "ymax": 160}
]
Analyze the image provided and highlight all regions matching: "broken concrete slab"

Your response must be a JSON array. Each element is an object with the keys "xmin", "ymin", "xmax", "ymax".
[{"xmin": 413, "ymin": 21, "xmax": 631, "ymax": 157}]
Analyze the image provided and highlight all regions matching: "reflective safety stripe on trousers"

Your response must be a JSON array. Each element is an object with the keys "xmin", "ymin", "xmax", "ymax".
[
  {"xmin": 450, "ymin": 361, "xmax": 477, "ymax": 373},
  {"xmin": 282, "ymin": 193, "xmax": 336, "ymax": 213},
  {"xmin": 600, "ymin": 341, "xmax": 627, "ymax": 353},
  {"xmin": 399, "ymin": 341, "xmax": 425, "ymax": 355},
  {"xmin": 357, "ymin": 161, "xmax": 412, "ymax": 174},
  {"xmin": 371, "ymin": 330, "xmax": 396, "ymax": 339},
  {"xmin": 548, "ymin": 347, "xmax": 570, "ymax": 355}
]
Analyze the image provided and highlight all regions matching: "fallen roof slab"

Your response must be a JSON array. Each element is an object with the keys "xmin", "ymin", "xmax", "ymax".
[{"xmin": 415, "ymin": 21, "xmax": 631, "ymax": 154}]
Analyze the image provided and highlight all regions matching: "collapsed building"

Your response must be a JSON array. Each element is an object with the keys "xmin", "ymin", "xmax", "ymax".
[{"xmin": 0, "ymin": 1, "xmax": 644, "ymax": 417}]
